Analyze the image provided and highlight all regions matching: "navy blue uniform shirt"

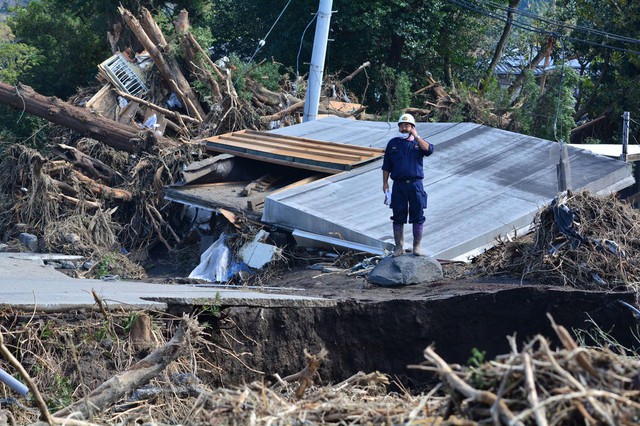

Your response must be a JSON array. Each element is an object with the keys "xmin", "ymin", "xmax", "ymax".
[{"xmin": 381, "ymin": 137, "xmax": 434, "ymax": 180}]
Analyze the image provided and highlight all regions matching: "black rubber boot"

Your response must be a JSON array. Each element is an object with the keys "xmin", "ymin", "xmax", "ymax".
[
  {"xmin": 393, "ymin": 223, "xmax": 404, "ymax": 256},
  {"xmin": 412, "ymin": 223, "xmax": 424, "ymax": 256}
]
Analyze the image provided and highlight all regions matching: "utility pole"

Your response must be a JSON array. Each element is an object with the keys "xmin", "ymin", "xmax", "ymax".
[
  {"xmin": 621, "ymin": 111, "xmax": 630, "ymax": 162},
  {"xmin": 557, "ymin": 143, "xmax": 572, "ymax": 193},
  {"xmin": 303, "ymin": 0, "xmax": 333, "ymax": 122}
]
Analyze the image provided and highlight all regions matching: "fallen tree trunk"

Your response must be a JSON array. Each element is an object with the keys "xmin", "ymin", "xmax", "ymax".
[
  {"xmin": 54, "ymin": 316, "xmax": 202, "ymax": 420},
  {"xmin": 0, "ymin": 82, "xmax": 177, "ymax": 153},
  {"xmin": 120, "ymin": 6, "xmax": 205, "ymax": 121},
  {"xmin": 52, "ymin": 144, "xmax": 123, "ymax": 185},
  {"xmin": 260, "ymin": 101, "xmax": 305, "ymax": 122},
  {"xmin": 71, "ymin": 170, "xmax": 133, "ymax": 201}
]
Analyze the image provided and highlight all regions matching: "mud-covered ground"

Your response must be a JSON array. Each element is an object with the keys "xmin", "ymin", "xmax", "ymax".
[{"xmin": 256, "ymin": 261, "xmax": 530, "ymax": 302}]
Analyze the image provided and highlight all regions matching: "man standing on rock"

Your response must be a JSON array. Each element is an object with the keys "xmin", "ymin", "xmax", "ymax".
[{"xmin": 382, "ymin": 113, "xmax": 434, "ymax": 256}]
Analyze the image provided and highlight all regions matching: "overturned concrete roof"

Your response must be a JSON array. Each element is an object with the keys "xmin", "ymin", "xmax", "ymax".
[{"xmin": 260, "ymin": 117, "xmax": 634, "ymax": 260}]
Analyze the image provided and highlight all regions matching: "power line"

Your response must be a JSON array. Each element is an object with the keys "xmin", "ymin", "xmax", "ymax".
[
  {"xmin": 234, "ymin": 0, "xmax": 293, "ymax": 85},
  {"xmin": 296, "ymin": 13, "xmax": 318, "ymax": 79},
  {"xmin": 447, "ymin": 0, "xmax": 640, "ymax": 55},
  {"xmin": 468, "ymin": 0, "xmax": 640, "ymax": 44}
]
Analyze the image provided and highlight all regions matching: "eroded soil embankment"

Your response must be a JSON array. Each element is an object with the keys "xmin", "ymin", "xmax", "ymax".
[{"xmin": 192, "ymin": 287, "xmax": 640, "ymax": 388}]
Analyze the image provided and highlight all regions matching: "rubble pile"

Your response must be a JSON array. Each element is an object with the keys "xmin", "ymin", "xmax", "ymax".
[
  {"xmin": 472, "ymin": 191, "xmax": 640, "ymax": 289},
  {"xmin": 0, "ymin": 139, "xmax": 195, "ymax": 269},
  {"xmin": 0, "ymin": 6, "xmax": 372, "ymax": 272},
  {"xmin": 4, "ymin": 310, "xmax": 639, "ymax": 425},
  {"xmin": 416, "ymin": 315, "xmax": 640, "ymax": 425}
]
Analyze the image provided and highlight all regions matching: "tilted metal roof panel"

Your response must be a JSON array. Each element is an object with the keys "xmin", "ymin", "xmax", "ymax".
[{"xmin": 262, "ymin": 117, "xmax": 634, "ymax": 260}]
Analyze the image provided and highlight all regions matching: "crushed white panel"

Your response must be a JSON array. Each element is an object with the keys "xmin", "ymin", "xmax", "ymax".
[
  {"xmin": 239, "ymin": 230, "xmax": 283, "ymax": 269},
  {"xmin": 240, "ymin": 242, "xmax": 282, "ymax": 269}
]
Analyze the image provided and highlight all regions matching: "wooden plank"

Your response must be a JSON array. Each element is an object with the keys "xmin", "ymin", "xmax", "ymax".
[
  {"xmin": 202, "ymin": 130, "xmax": 384, "ymax": 172},
  {"xmin": 86, "ymin": 84, "xmax": 113, "ymax": 112},
  {"xmin": 239, "ymin": 130, "xmax": 383, "ymax": 157},
  {"xmin": 205, "ymin": 130, "xmax": 383, "ymax": 157},
  {"xmin": 209, "ymin": 140, "xmax": 354, "ymax": 166},
  {"xmin": 203, "ymin": 144, "xmax": 349, "ymax": 173},
  {"xmin": 118, "ymin": 100, "xmax": 139, "ymax": 124},
  {"xmin": 218, "ymin": 135, "xmax": 364, "ymax": 162}
]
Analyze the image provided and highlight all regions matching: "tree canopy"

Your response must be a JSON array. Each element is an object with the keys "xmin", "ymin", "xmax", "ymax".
[{"xmin": 0, "ymin": 0, "xmax": 639, "ymax": 144}]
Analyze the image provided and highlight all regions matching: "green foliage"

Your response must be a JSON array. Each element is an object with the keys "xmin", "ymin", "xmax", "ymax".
[
  {"xmin": 94, "ymin": 320, "xmax": 113, "ymax": 341},
  {"xmin": 509, "ymin": 70, "xmax": 540, "ymax": 135},
  {"xmin": 0, "ymin": 106, "xmax": 50, "ymax": 149},
  {"xmin": 199, "ymin": 292, "xmax": 223, "ymax": 318},
  {"xmin": 48, "ymin": 374, "xmax": 74, "ymax": 411},
  {"xmin": 122, "ymin": 312, "xmax": 139, "ymax": 333},
  {"xmin": 229, "ymin": 54, "xmax": 286, "ymax": 101},
  {"xmin": 531, "ymin": 67, "xmax": 579, "ymax": 143},
  {"xmin": 39, "ymin": 321, "xmax": 54, "ymax": 340},
  {"xmin": 466, "ymin": 347, "xmax": 488, "ymax": 389},
  {"xmin": 467, "ymin": 347, "xmax": 486, "ymax": 368},
  {"xmin": 94, "ymin": 252, "xmax": 121, "ymax": 278},
  {"xmin": 248, "ymin": 60, "xmax": 284, "ymax": 93},
  {"xmin": 7, "ymin": 0, "xmax": 108, "ymax": 97},
  {"xmin": 379, "ymin": 65, "xmax": 412, "ymax": 115},
  {"xmin": 0, "ymin": 40, "xmax": 41, "ymax": 84}
]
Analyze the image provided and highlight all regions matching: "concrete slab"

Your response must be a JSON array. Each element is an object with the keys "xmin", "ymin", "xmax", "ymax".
[{"xmin": 0, "ymin": 253, "xmax": 334, "ymax": 311}]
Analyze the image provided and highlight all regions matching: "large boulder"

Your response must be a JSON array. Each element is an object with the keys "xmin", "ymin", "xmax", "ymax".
[{"xmin": 368, "ymin": 254, "xmax": 443, "ymax": 286}]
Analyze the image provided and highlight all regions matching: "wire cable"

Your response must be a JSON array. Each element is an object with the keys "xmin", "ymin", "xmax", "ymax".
[
  {"xmin": 234, "ymin": 0, "xmax": 293, "ymax": 85},
  {"xmin": 447, "ymin": 0, "xmax": 640, "ymax": 55},
  {"xmin": 553, "ymin": 37, "xmax": 567, "ymax": 143},
  {"xmin": 464, "ymin": 0, "xmax": 640, "ymax": 44},
  {"xmin": 296, "ymin": 13, "xmax": 318, "ymax": 80}
]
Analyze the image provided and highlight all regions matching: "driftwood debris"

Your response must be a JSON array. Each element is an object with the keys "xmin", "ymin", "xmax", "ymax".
[
  {"xmin": 0, "ymin": 7, "xmax": 378, "ymax": 262},
  {"xmin": 280, "ymin": 348, "xmax": 329, "ymax": 399},
  {"xmin": 54, "ymin": 316, "xmax": 202, "ymax": 420},
  {"xmin": 0, "ymin": 82, "xmax": 177, "ymax": 153},
  {"xmin": 472, "ymin": 191, "xmax": 640, "ymax": 289},
  {"xmin": 410, "ymin": 315, "xmax": 640, "ymax": 425},
  {"xmin": 119, "ymin": 6, "xmax": 205, "ymax": 121},
  {"xmin": 340, "ymin": 61, "xmax": 370, "ymax": 84},
  {"xmin": 52, "ymin": 144, "xmax": 123, "ymax": 185}
]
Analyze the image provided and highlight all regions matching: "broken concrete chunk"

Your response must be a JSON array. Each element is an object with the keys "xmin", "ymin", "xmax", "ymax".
[
  {"xmin": 368, "ymin": 255, "xmax": 443, "ymax": 286},
  {"xmin": 18, "ymin": 233, "xmax": 38, "ymax": 252}
]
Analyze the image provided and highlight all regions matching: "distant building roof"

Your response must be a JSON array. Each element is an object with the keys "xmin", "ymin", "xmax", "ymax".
[{"xmin": 494, "ymin": 55, "xmax": 584, "ymax": 78}]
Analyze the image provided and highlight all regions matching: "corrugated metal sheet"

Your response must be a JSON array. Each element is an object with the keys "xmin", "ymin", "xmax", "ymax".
[
  {"xmin": 203, "ymin": 129, "xmax": 384, "ymax": 173},
  {"xmin": 262, "ymin": 117, "xmax": 634, "ymax": 260}
]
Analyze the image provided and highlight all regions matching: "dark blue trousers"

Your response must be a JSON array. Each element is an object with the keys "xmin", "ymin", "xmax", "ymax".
[{"xmin": 390, "ymin": 180, "xmax": 427, "ymax": 224}]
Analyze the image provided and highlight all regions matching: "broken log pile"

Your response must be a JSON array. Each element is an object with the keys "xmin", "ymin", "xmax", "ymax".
[
  {"xmin": 0, "ymin": 7, "xmax": 371, "ymax": 268},
  {"xmin": 412, "ymin": 314, "xmax": 640, "ymax": 425},
  {"xmin": 472, "ymin": 191, "xmax": 640, "ymax": 290},
  {"xmin": 3, "ymin": 310, "xmax": 639, "ymax": 425}
]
